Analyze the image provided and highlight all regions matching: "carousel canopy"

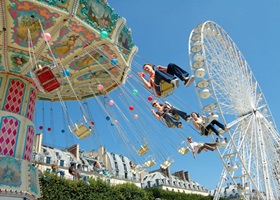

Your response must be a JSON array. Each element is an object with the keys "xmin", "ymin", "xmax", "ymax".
[{"xmin": 0, "ymin": 0, "xmax": 137, "ymax": 101}]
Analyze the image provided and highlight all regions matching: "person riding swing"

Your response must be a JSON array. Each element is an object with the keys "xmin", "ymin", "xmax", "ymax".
[
  {"xmin": 151, "ymin": 100, "xmax": 192, "ymax": 128},
  {"xmin": 137, "ymin": 63, "xmax": 194, "ymax": 97}
]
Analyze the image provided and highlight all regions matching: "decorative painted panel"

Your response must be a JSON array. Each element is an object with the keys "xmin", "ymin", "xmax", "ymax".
[
  {"xmin": 0, "ymin": 116, "xmax": 20, "ymax": 157},
  {"xmin": 3, "ymin": 79, "xmax": 25, "ymax": 114},
  {"xmin": 77, "ymin": 0, "xmax": 119, "ymax": 34},
  {"xmin": 35, "ymin": 0, "xmax": 71, "ymax": 12},
  {"xmin": 76, "ymin": 67, "xmax": 119, "ymax": 81},
  {"xmin": 9, "ymin": 51, "xmax": 29, "ymax": 75},
  {"xmin": 118, "ymin": 26, "xmax": 134, "ymax": 60},
  {"xmin": 0, "ymin": 156, "xmax": 22, "ymax": 187},
  {"xmin": 29, "ymin": 165, "xmax": 39, "ymax": 195},
  {"xmin": 23, "ymin": 126, "xmax": 35, "ymax": 162},
  {"xmin": 26, "ymin": 88, "xmax": 37, "ymax": 121},
  {"xmin": 8, "ymin": 0, "xmax": 59, "ymax": 47},
  {"xmin": 69, "ymin": 51, "xmax": 108, "ymax": 71},
  {"xmin": 48, "ymin": 21, "xmax": 101, "ymax": 59}
]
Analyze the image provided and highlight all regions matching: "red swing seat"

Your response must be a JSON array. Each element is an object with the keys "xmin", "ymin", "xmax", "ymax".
[{"xmin": 35, "ymin": 66, "xmax": 61, "ymax": 93}]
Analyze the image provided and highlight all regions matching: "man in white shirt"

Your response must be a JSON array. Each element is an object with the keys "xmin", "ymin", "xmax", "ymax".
[
  {"xmin": 76, "ymin": 164, "xmax": 90, "ymax": 185},
  {"xmin": 187, "ymin": 137, "xmax": 217, "ymax": 159}
]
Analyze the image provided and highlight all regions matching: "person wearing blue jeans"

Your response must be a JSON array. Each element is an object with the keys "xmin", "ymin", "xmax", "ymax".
[
  {"xmin": 151, "ymin": 100, "xmax": 192, "ymax": 128},
  {"xmin": 191, "ymin": 112, "xmax": 229, "ymax": 138},
  {"xmin": 137, "ymin": 63, "xmax": 194, "ymax": 96}
]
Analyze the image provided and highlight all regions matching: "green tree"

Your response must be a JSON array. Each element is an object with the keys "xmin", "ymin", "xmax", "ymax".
[{"xmin": 39, "ymin": 173, "xmax": 228, "ymax": 200}]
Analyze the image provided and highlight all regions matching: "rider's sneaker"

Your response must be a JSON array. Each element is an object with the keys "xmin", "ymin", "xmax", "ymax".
[
  {"xmin": 184, "ymin": 75, "xmax": 195, "ymax": 87},
  {"xmin": 171, "ymin": 79, "xmax": 179, "ymax": 88}
]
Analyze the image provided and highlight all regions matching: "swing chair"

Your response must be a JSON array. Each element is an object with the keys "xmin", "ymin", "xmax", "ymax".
[
  {"xmin": 178, "ymin": 140, "xmax": 190, "ymax": 155},
  {"xmin": 34, "ymin": 65, "xmax": 61, "ymax": 93},
  {"xmin": 154, "ymin": 80, "xmax": 174, "ymax": 98},
  {"xmin": 130, "ymin": 164, "xmax": 143, "ymax": 174},
  {"xmin": 159, "ymin": 108, "xmax": 181, "ymax": 128},
  {"xmin": 70, "ymin": 116, "xmax": 93, "ymax": 139},
  {"xmin": 27, "ymin": 23, "xmax": 63, "ymax": 93},
  {"xmin": 199, "ymin": 113, "xmax": 220, "ymax": 136},
  {"xmin": 133, "ymin": 138, "xmax": 149, "ymax": 155},
  {"xmin": 160, "ymin": 156, "xmax": 175, "ymax": 169},
  {"xmin": 143, "ymin": 155, "xmax": 156, "ymax": 168}
]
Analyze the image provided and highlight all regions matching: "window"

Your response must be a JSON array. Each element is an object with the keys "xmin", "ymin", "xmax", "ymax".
[
  {"xmin": 114, "ymin": 162, "xmax": 118, "ymax": 170},
  {"xmin": 125, "ymin": 172, "xmax": 128, "ymax": 179},
  {"xmin": 46, "ymin": 157, "xmax": 51, "ymax": 164},
  {"xmin": 155, "ymin": 179, "xmax": 159, "ymax": 186},
  {"xmin": 147, "ymin": 181, "xmax": 151, "ymax": 188},
  {"xmin": 59, "ymin": 160, "xmax": 64, "ymax": 167},
  {"xmin": 124, "ymin": 164, "xmax": 127, "ymax": 172}
]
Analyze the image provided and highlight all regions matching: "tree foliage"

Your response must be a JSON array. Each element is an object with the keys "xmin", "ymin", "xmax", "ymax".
[{"xmin": 39, "ymin": 173, "xmax": 228, "ymax": 200}]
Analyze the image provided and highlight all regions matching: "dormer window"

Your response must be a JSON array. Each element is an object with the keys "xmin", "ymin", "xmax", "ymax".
[{"xmin": 59, "ymin": 160, "xmax": 64, "ymax": 167}]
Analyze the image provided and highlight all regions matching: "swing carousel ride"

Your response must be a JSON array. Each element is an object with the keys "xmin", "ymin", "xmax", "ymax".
[
  {"xmin": 0, "ymin": 0, "xmax": 137, "ymax": 199},
  {"xmin": 189, "ymin": 21, "xmax": 280, "ymax": 199}
]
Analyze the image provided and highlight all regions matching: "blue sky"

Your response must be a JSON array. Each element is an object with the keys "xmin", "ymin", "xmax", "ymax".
[{"xmin": 36, "ymin": 0, "xmax": 280, "ymax": 190}]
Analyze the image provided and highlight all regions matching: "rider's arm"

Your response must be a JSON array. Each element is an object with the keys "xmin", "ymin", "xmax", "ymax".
[
  {"xmin": 151, "ymin": 109, "xmax": 161, "ymax": 120},
  {"xmin": 189, "ymin": 145, "xmax": 196, "ymax": 159},
  {"xmin": 137, "ymin": 72, "xmax": 151, "ymax": 88}
]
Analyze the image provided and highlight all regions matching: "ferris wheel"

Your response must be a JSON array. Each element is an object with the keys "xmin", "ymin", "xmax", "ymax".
[{"xmin": 188, "ymin": 21, "xmax": 280, "ymax": 200}]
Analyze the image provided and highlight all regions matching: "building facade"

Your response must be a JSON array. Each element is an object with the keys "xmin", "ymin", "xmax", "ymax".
[{"xmin": 33, "ymin": 133, "xmax": 209, "ymax": 196}]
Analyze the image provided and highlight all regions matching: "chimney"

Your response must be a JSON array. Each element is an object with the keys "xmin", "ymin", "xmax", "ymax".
[
  {"xmin": 66, "ymin": 144, "xmax": 80, "ymax": 161},
  {"xmin": 173, "ymin": 170, "xmax": 185, "ymax": 181},
  {"xmin": 184, "ymin": 171, "xmax": 190, "ymax": 182},
  {"xmin": 160, "ymin": 167, "xmax": 170, "ymax": 177}
]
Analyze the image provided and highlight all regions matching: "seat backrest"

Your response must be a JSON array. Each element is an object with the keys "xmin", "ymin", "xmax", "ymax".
[
  {"xmin": 138, "ymin": 145, "xmax": 148, "ymax": 155},
  {"xmin": 159, "ymin": 80, "xmax": 174, "ymax": 97},
  {"xmin": 35, "ymin": 66, "xmax": 61, "ymax": 93},
  {"xmin": 178, "ymin": 147, "xmax": 190, "ymax": 155},
  {"xmin": 73, "ymin": 124, "xmax": 91, "ymax": 139}
]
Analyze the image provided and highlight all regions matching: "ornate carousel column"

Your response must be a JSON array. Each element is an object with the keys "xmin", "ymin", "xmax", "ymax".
[{"xmin": 0, "ymin": 72, "xmax": 40, "ymax": 199}]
